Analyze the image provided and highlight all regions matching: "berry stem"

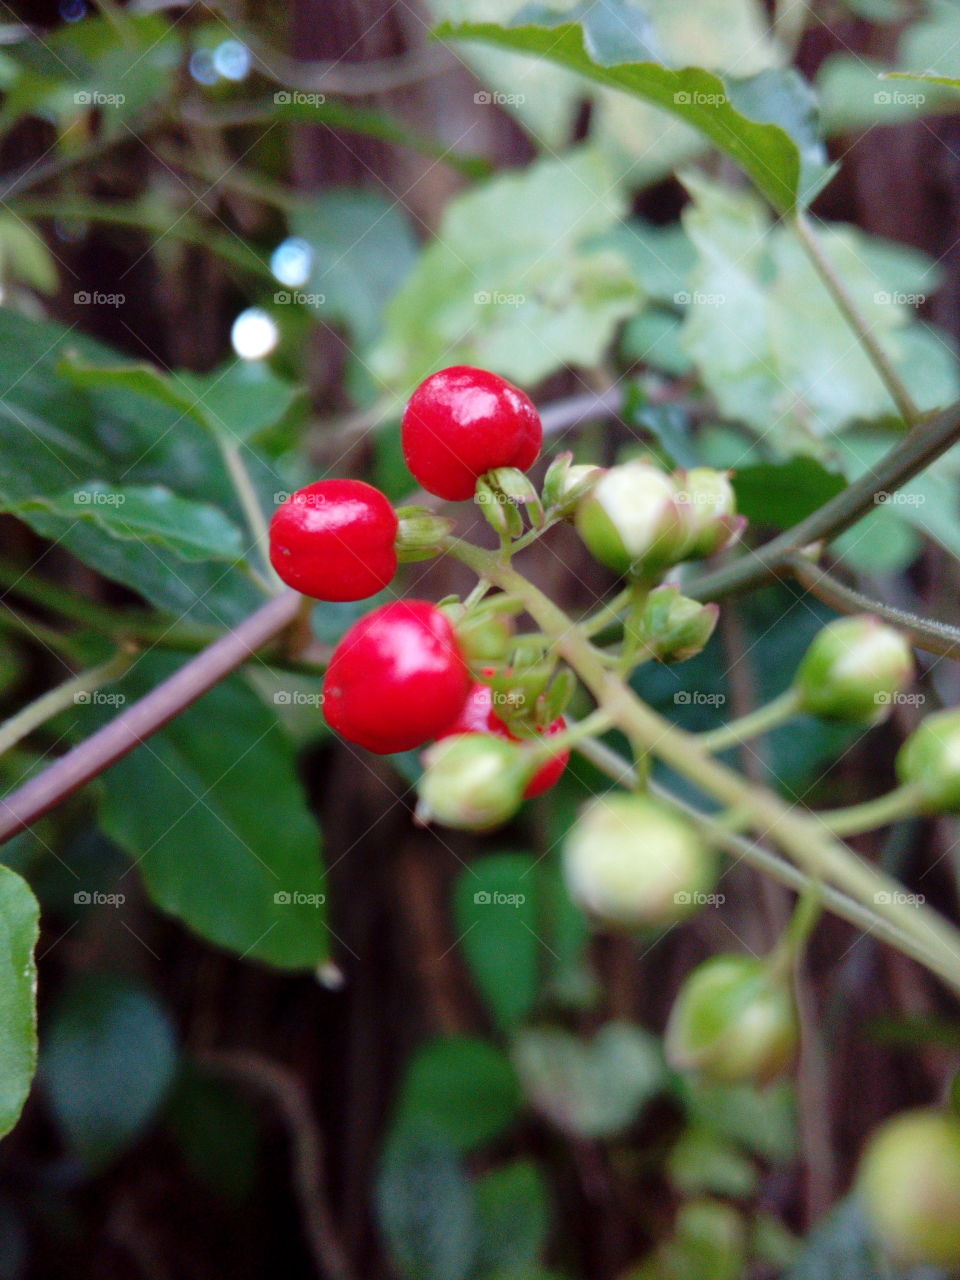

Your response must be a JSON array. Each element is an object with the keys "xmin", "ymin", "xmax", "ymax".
[
  {"xmin": 443, "ymin": 535, "xmax": 960, "ymax": 994},
  {"xmin": 0, "ymin": 647, "xmax": 135, "ymax": 758},
  {"xmin": 214, "ymin": 429, "xmax": 283, "ymax": 592},
  {"xmin": 695, "ymin": 688, "xmax": 802, "ymax": 753},
  {"xmin": 814, "ymin": 784, "xmax": 926, "ymax": 837}
]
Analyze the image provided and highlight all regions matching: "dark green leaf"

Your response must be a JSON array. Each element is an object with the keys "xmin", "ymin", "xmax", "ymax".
[
  {"xmin": 394, "ymin": 1036, "xmax": 521, "ymax": 1153},
  {"xmin": 474, "ymin": 1159, "xmax": 550, "ymax": 1277},
  {"xmin": 733, "ymin": 458, "xmax": 847, "ymax": 529},
  {"xmin": 435, "ymin": 17, "xmax": 829, "ymax": 210},
  {"xmin": 0, "ymin": 865, "xmax": 39, "ymax": 1140},
  {"xmin": 89, "ymin": 653, "xmax": 327, "ymax": 970},
  {"xmin": 166, "ymin": 1064, "xmax": 260, "ymax": 1201},
  {"xmin": 41, "ymin": 973, "xmax": 177, "ymax": 1171},
  {"xmin": 378, "ymin": 1129, "xmax": 476, "ymax": 1280}
]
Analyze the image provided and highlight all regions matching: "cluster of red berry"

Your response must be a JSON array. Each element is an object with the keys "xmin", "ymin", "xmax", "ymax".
[{"xmin": 268, "ymin": 365, "xmax": 569, "ymax": 794}]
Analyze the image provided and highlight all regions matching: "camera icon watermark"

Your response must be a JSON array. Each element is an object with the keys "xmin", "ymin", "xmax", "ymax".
[
  {"xmin": 274, "ymin": 90, "xmax": 326, "ymax": 107},
  {"xmin": 674, "ymin": 890, "xmax": 726, "ymax": 906},
  {"xmin": 273, "ymin": 690, "xmax": 324, "ymax": 706},
  {"xmin": 74, "ymin": 690, "xmax": 126, "ymax": 707},
  {"xmin": 74, "ymin": 290, "xmax": 125, "ymax": 308},
  {"xmin": 473, "ymin": 89, "xmax": 526, "ymax": 106},
  {"xmin": 74, "ymin": 488, "xmax": 125, "ymax": 506},
  {"xmin": 274, "ymin": 289, "xmax": 325, "ymax": 307},
  {"xmin": 873, "ymin": 491, "xmax": 925, "ymax": 506},
  {"xmin": 674, "ymin": 691, "xmax": 726, "ymax": 706},
  {"xmin": 874, "ymin": 290, "xmax": 925, "ymax": 306},
  {"xmin": 473, "ymin": 889, "xmax": 526, "ymax": 907},
  {"xmin": 74, "ymin": 890, "xmax": 125, "ymax": 906},
  {"xmin": 874, "ymin": 690, "xmax": 926, "ymax": 706},
  {"xmin": 874, "ymin": 890, "xmax": 925, "ymax": 906},
  {"xmin": 74, "ymin": 90, "xmax": 126, "ymax": 107},
  {"xmin": 673, "ymin": 289, "xmax": 725, "ymax": 307},
  {"xmin": 873, "ymin": 90, "xmax": 926, "ymax": 106},
  {"xmin": 673, "ymin": 90, "xmax": 727, "ymax": 107},
  {"xmin": 274, "ymin": 889, "xmax": 325, "ymax": 907},
  {"xmin": 473, "ymin": 290, "xmax": 525, "ymax": 307}
]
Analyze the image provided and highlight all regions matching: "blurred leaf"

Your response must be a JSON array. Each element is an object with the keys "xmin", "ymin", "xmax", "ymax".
[
  {"xmin": 378, "ymin": 1129, "xmax": 476, "ymax": 1280},
  {"xmin": 394, "ymin": 1036, "xmax": 521, "ymax": 1153},
  {"xmin": 864, "ymin": 1013, "xmax": 960, "ymax": 1050},
  {"xmin": 89, "ymin": 653, "xmax": 327, "ymax": 970},
  {"xmin": 678, "ymin": 1077, "xmax": 797, "ymax": 1164},
  {"xmin": 12, "ymin": 483, "xmax": 244, "ymax": 563},
  {"xmin": 292, "ymin": 188, "xmax": 419, "ymax": 346},
  {"xmin": 628, "ymin": 402, "xmax": 701, "ymax": 468},
  {"xmin": 166, "ymin": 1064, "xmax": 260, "ymax": 1202},
  {"xmin": 622, "ymin": 308, "xmax": 692, "ymax": 375},
  {"xmin": 512, "ymin": 1022, "xmax": 665, "ymax": 1137},
  {"xmin": 786, "ymin": 1197, "xmax": 885, "ymax": 1280},
  {"xmin": 631, "ymin": 1199, "xmax": 747, "ymax": 1280},
  {"xmin": 474, "ymin": 1159, "xmax": 550, "ymax": 1277},
  {"xmin": 42, "ymin": 973, "xmax": 177, "ymax": 1171},
  {"xmin": 733, "ymin": 458, "xmax": 846, "ymax": 529},
  {"xmin": 371, "ymin": 147, "xmax": 639, "ymax": 389},
  {"xmin": 437, "ymin": 13, "xmax": 829, "ymax": 210},
  {"xmin": 899, "ymin": 0, "xmax": 960, "ymax": 82},
  {"xmin": 0, "ymin": 216, "xmax": 56, "ymax": 293},
  {"xmin": 453, "ymin": 853, "xmax": 540, "ymax": 1031},
  {"xmin": 0, "ymin": 865, "xmax": 38, "ymax": 1140},
  {"xmin": 817, "ymin": 55, "xmax": 957, "ymax": 133},
  {"xmin": 667, "ymin": 1127, "xmax": 759, "ymax": 1199},
  {"xmin": 594, "ymin": 218, "xmax": 695, "ymax": 304}
]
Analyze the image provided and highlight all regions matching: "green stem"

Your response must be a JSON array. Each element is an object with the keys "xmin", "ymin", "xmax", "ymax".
[
  {"xmin": 815, "ymin": 784, "xmax": 925, "ymax": 837},
  {"xmin": 0, "ymin": 606, "xmax": 82, "ymax": 661},
  {"xmin": 442, "ymin": 535, "xmax": 960, "ymax": 993},
  {"xmin": 579, "ymin": 586, "xmax": 631, "ymax": 637},
  {"xmin": 214, "ymin": 433, "xmax": 281, "ymax": 592},
  {"xmin": 769, "ymin": 885, "xmax": 824, "ymax": 980},
  {"xmin": 793, "ymin": 211, "xmax": 919, "ymax": 426},
  {"xmin": 696, "ymin": 688, "xmax": 802, "ymax": 753},
  {"xmin": 573, "ymin": 732, "xmax": 944, "ymax": 974},
  {"xmin": 525, "ymin": 708, "xmax": 613, "ymax": 766},
  {"xmin": 0, "ymin": 649, "xmax": 134, "ymax": 757}
]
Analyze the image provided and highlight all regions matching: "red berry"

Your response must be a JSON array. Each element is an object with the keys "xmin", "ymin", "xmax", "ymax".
[
  {"xmin": 436, "ymin": 682, "xmax": 569, "ymax": 798},
  {"xmin": 269, "ymin": 480, "xmax": 398, "ymax": 601},
  {"xmin": 402, "ymin": 366, "xmax": 543, "ymax": 501},
  {"xmin": 323, "ymin": 601, "xmax": 471, "ymax": 754}
]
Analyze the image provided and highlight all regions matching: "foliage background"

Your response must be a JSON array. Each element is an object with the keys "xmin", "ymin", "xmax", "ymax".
[{"xmin": 1, "ymin": 0, "xmax": 960, "ymax": 1277}]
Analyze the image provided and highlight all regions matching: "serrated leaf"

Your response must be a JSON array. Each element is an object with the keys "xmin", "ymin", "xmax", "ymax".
[
  {"xmin": 88, "ymin": 654, "xmax": 327, "ymax": 970},
  {"xmin": 435, "ymin": 15, "xmax": 829, "ymax": 209},
  {"xmin": 41, "ymin": 973, "xmax": 176, "ymax": 1171},
  {"xmin": 393, "ymin": 1037, "xmax": 521, "ymax": 1153},
  {"xmin": 0, "ymin": 865, "xmax": 38, "ymax": 1140},
  {"xmin": 11, "ymin": 483, "xmax": 244, "ymax": 563},
  {"xmin": 512, "ymin": 1022, "xmax": 665, "ymax": 1137}
]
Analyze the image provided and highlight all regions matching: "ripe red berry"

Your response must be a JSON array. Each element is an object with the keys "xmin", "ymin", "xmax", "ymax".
[
  {"xmin": 436, "ymin": 682, "xmax": 569, "ymax": 798},
  {"xmin": 269, "ymin": 479, "xmax": 398, "ymax": 601},
  {"xmin": 401, "ymin": 366, "xmax": 543, "ymax": 501},
  {"xmin": 323, "ymin": 601, "xmax": 471, "ymax": 754}
]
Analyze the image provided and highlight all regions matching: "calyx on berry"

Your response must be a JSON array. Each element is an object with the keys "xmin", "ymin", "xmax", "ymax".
[
  {"xmin": 857, "ymin": 1109, "xmax": 960, "ymax": 1267},
  {"xmin": 393, "ymin": 506, "xmax": 456, "ymax": 562},
  {"xmin": 896, "ymin": 709, "xmax": 960, "ymax": 812},
  {"xmin": 636, "ymin": 585, "xmax": 719, "ymax": 663},
  {"xmin": 269, "ymin": 479, "xmax": 398, "ymax": 601},
  {"xmin": 563, "ymin": 793, "xmax": 716, "ymax": 929},
  {"xmin": 435, "ymin": 681, "xmax": 569, "ymax": 798},
  {"xmin": 575, "ymin": 459, "xmax": 690, "ymax": 578},
  {"xmin": 665, "ymin": 954, "xmax": 797, "ymax": 1085},
  {"xmin": 401, "ymin": 365, "xmax": 543, "ymax": 502},
  {"xmin": 323, "ymin": 600, "xmax": 470, "ymax": 754},
  {"xmin": 417, "ymin": 733, "xmax": 531, "ymax": 830},
  {"xmin": 793, "ymin": 614, "xmax": 915, "ymax": 724}
]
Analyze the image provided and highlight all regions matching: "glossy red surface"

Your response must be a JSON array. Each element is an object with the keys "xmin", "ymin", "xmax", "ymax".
[
  {"xmin": 269, "ymin": 479, "xmax": 398, "ymax": 601},
  {"xmin": 435, "ymin": 682, "xmax": 569, "ymax": 798},
  {"xmin": 401, "ymin": 365, "xmax": 543, "ymax": 501},
  {"xmin": 323, "ymin": 601, "xmax": 471, "ymax": 754}
]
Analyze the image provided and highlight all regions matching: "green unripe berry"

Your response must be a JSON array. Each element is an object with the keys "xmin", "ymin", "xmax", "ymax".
[
  {"xmin": 638, "ymin": 585, "xmax": 719, "ymax": 663},
  {"xmin": 665, "ymin": 954, "xmax": 797, "ymax": 1085},
  {"xmin": 674, "ymin": 467, "xmax": 744, "ymax": 559},
  {"xmin": 896, "ymin": 709, "xmax": 960, "ymax": 813},
  {"xmin": 563, "ymin": 794, "xmax": 716, "ymax": 929},
  {"xmin": 417, "ymin": 733, "xmax": 530, "ymax": 831},
  {"xmin": 857, "ymin": 1109, "xmax": 960, "ymax": 1267},
  {"xmin": 794, "ymin": 615, "xmax": 914, "ymax": 723},
  {"xmin": 575, "ymin": 460, "xmax": 689, "ymax": 578}
]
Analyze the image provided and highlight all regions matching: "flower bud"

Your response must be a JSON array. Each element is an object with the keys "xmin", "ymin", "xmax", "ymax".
[
  {"xmin": 637, "ymin": 585, "xmax": 719, "ymax": 663},
  {"xmin": 794, "ymin": 615, "xmax": 914, "ymax": 723},
  {"xmin": 563, "ymin": 794, "xmax": 715, "ymax": 929},
  {"xmin": 575, "ymin": 460, "xmax": 689, "ymax": 578},
  {"xmin": 455, "ymin": 612, "xmax": 515, "ymax": 665},
  {"xmin": 485, "ymin": 466, "xmax": 545, "ymax": 528},
  {"xmin": 673, "ymin": 467, "xmax": 745, "ymax": 559},
  {"xmin": 857, "ymin": 1109, "xmax": 960, "ymax": 1267},
  {"xmin": 665, "ymin": 955, "xmax": 797, "ymax": 1085},
  {"xmin": 896, "ymin": 709, "xmax": 960, "ymax": 813},
  {"xmin": 542, "ymin": 451, "xmax": 605, "ymax": 518},
  {"xmin": 394, "ymin": 507, "xmax": 456, "ymax": 562},
  {"xmin": 417, "ymin": 733, "xmax": 530, "ymax": 831}
]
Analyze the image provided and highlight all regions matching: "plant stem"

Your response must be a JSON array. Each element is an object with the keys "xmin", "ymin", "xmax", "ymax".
[
  {"xmin": 214, "ymin": 432, "xmax": 281, "ymax": 592},
  {"xmin": 444, "ymin": 536, "xmax": 960, "ymax": 993},
  {"xmin": 0, "ymin": 649, "xmax": 134, "ymax": 757},
  {"xmin": 815, "ymin": 784, "xmax": 925, "ymax": 837},
  {"xmin": 579, "ymin": 586, "xmax": 631, "ymax": 637},
  {"xmin": 525, "ymin": 708, "xmax": 613, "ymax": 766},
  {"xmin": 787, "ymin": 552, "xmax": 960, "ymax": 660},
  {"xmin": 696, "ymin": 688, "xmax": 802, "ymax": 753},
  {"xmin": 573, "ymin": 732, "xmax": 943, "ymax": 973},
  {"xmin": 793, "ymin": 211, "xmax": 919, "ymax": 426},
  {"xmin": 0, "ymin": 590, "xmax": 302, "ymax": 841},
  {"xmin": 688, "ymin": 394, "xmax": 960, "ymax": 603}
]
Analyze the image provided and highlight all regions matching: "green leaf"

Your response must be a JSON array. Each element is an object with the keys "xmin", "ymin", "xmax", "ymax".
[
  {"xmin": 786, "ymin": 1197, "xmax": 886, "ymax": 1280},
  {"xmin": 0, "ymin": 865, "xmax": 38, "ymax": 1140},
  {"xmin": 371, "ymin": 146, "xmax": 639, "ymax": 390},
  {"xmin": 453, "ymin": 853, "xmax": 540, "ymax": 1031},
  {"xmin": 678, "ymin": 1077, "xmax": 797, "ymax": 1164},
  {"xmin": 292, "ymin": 188, "xmax": 419, "ymax": 345},
  {"xmin": 512, "ymin": 1022, "xmax": 665, "ymax": 1137},
  {"xmin": 733, "ymin": 458, "xmax": 846, "ymax": 529},
  {"xmin": 474, "ymin": 1159, "xmax": 550, "ymax": 1277},
  {"xmin": 435, "ymin": 15, "xmax": 829, "ymax": 210},
  {"xmin": 667, "ymin": 1128, "xmax": 759, "ymax": 1200},
  {"xmin": 394, "ymin": 1037, "xmax": 521, "ymax": 1153},
  {"xmin": 89, "ymin": 654, "xmax": 327, "ymax": 970},
  {"xmin": 0, "ymin": 216, "xmax": 57, "ymax": 293},
  {"xmin": 378, "ymin": 1129, "xmax": 477, "ymax": 1280},
  {"xmin": 166, "ymin": 1064, "xmax": 260, "ymax": 1202},
  {"xmin": 41, "ymin": 973, "xmax": 177, "ymax": 1171},
  {"xmin": 11, "ymin": 483, "xmax": 244, "ymax": 563}
]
